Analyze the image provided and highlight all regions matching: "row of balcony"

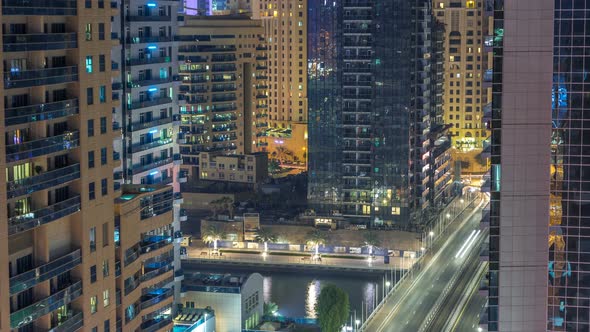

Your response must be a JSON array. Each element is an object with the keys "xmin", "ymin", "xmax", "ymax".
[
  {"xmin": 128, "ymin": 115, "xmax": 179, "ymax": 132},
  {"xmin": 3, "ymin": 33, "xmax": 77, "ymax": 52},
  {"xmin": 4, "ymin": 66, "xmax": 78, "ymax": 89},
  {"xmin": 2, "ymin": 0, "xmax": 77, "ymax": 16},
  {"xmin": 127, "ymin": 76, "xmax": 179, "ymax": 88},
  {"xmin": 127, "ymin": 56, "xmax": 172, "ymax": 66},
  {"xmin": 10, "ymin": 249, "xmax": 81, "ymax": 295},
  {"xmin": 128, "ymin": 137, "xmax": 174, "ymax": 154},
  {"xmin": 8, "ymin": 196, "xmax": 81, "ymax": 236},
  {"xmin": 6, "ymin": 131, "xmax": 79, "ymax": 163},
  {"xmin": 128, "ymin": 97, "xmax": 173, "ymax": 110},
  {"xmin": 5, "ymin": 99, "xmax": 78, "ymax": 126},
  {"xmin": 7, "ymin": 163, "xmax": 80, "ymax": 199},
  {"xmin": 10, "ymin": 280, "xmax": 82, "ymax": 329}
]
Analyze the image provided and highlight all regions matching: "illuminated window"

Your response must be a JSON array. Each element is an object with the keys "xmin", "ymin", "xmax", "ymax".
[
  {"xmin": 86, "ymin": 56, "xmax": 93, "ymax": 73},
  {"xmin": 466, "ymin": 1, "xmax": 475, "ymax": 8},
  {"xmin": 103, "ymin": 290, "xmax": 110, "ymax": 307},
  {"xmin": 392, "ymin": 207, "xmax": 401, "ymax": 215},
  {"xmin": 90, "ymin": 296, "xmax": 97, "ymax": 314},
  {"xmin": 363, "ymin": 205, "xmax": 371, "ymax": 215}
]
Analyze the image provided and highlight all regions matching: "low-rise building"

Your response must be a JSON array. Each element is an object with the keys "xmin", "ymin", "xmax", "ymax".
[
  {"xmin": 174, "ymin": 307, "xmax": 216, "ymax": 332},
  {"xmin": 182, "ymin": 272, "xmax": 264, "ymax": 332},
  {"xmin": 199, "ymin": 152, "xmax": 268, "ymax": 184}
]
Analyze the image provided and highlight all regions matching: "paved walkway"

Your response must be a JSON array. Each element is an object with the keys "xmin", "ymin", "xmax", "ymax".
[{"xmin": 185, "ymin": 246, "xmax": 415, "ymax": 271}]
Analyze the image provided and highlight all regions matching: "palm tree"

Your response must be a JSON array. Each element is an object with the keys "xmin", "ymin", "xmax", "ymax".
[
  {"xmin": 363, "ymin": 231, "xmax": 381, "ymax": 258},
  {"xmin": 306, "ymin": 230, "xmax": 328, "ymax": 257},
  {"xmin": 255, "ymin": 228, "xmax": 277, "ymax": 254},
  {"xmin": 202, "ymin": 225, "xmax": 226, "ymax": 252}
]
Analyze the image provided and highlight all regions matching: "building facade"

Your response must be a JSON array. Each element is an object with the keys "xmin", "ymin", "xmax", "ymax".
[
  {"xmin": 115, "ymin": 184, "xmax": 182, "ymax": 331},
  {"xmin": 433, "ymin": 0, "xmax": 491, "ymax": 150},
  {"xmin": 307, "ymin": 0, "xmax": 452, "ymax": 227},
  {"xmin": 1, "ymin": 0, "xmax": 120, "ymax": 330},
  {"xmin": 251, "ymin": 0, "xmax": 309, "ymax": 166},
  {"xmin": 199, "ymin": 152, "xmax": 268, "ymax": 184},
  {"xmin": 484, "ymin": 0, "xmax": 590, "ymax": 331},
  {"xmin": 176, "ymin": 15, "xmax": 268, "ymax": 179}
]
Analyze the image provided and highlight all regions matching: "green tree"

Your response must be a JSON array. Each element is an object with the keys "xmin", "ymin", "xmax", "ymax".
[
  {"xmin": 306, "ymin": 230, "xmax": 328, "ymax": 256},
  {"xmin": 316, "ymin": 284, "xmax": 350, "ymax": 332},
  {"xmin": 202, "ymin": 225, "xmax": 226, "ymax": 251},
  {"xmin": 363, "ymin": 231, "xmax": 381, "ymax": 257},
  {"xmin": 255, "ymin": 228, "xmax": 277, "ymax": 253},
  {"xmin": 263, "ymin": 302, "xmax": 279, "ymax": 316}
]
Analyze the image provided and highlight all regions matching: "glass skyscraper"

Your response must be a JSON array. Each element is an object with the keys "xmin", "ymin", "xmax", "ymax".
[
  {"xmin": 307, "ymin": 0, "xmax": 452, "ymax": 227},
  {"xmin": 487, "ymin": 0, "xmax": 590, "ymax": 331}
]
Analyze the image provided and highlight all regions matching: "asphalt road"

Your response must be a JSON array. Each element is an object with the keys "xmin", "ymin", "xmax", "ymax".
[
  {"xmin": 363, "ymin": 199, "xmax": 485, "ymax": 332},
  {"xmin": 450, "ymin": 283, "xmax": 487, "ymax": 332}
]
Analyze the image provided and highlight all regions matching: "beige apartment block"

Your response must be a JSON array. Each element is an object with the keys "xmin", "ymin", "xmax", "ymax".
[
  {"xmin": 1, "ymin": 1, "xmax": 121, "ymax": 330},
  {"xmin": 177, "ymin": 15, "xmax": 269, "ymax": 178},
  {"xmin": 198, "ymin": 152, "xmax": 268, "ymax": 184},
  {"xmin": 433, "ymin": 0, "xmax": 491, "ymax": 150},
  {"xmin": 114, "ymin": 184, "xmax": 180, "ymax": 331},
  {"xmin": 251, "ymin": 0, "xmax": 308, "ymax": 165}
]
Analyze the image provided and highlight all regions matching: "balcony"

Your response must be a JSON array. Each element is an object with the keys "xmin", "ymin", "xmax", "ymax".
[
  {"xmin": 4, "ymin": 66, "xmax": 78, "ymax": 89},
  {"xmin": 211, "ymin": 104, "xmax": 237, "ymax": 112},
  {"xmin": 7, "ymin": 164, "xmax": 80, "ymax": 199},
  {"xmin": 140, "ymin": 236, "xmax": 172, "ymax": 254},
  {"xmin": 128, "ymin": 117, "xmax": 172, "ymax": 132},
  {"xmin": 10, "ymin": 249, "xmax": 81, "ymax": 295},
  {"xmin": 129, "ymin": 97, "xmax": 173, "ymax": 110},
  {"xmin": 174, "ymin": 192, "xmax": 183, "ymax": 204},
  {"xmin": 140, "ymin": 288, "xmax": 173, "ymax": 311},
  {"xmin": 3, "ymin": 33, "xmax": 77, "ymax": 52},
  {"xmin": 127, "ymin": 56, "xmax": 171, "ymax": 66},
  {"xmin": 127, "ymin": 76, "xmax": 176, "ymax": 88},
  {"xmin": 129, "ymin": 137, "xmax": 174, "ymax": 153},
  {"xmin": 5, "ymin": 99, "xmax": 78, "ymax": 126},
  {"xmin": 131, "ymin": 157, "xmax": 173, "ymax": 175},
  {"xmin": 174, "ymin": 268, "xmax": 184, "ymax": 282},
  {"xmin": 10, "ymin": 280, "xmax": 82, "ymax": 329},
  {"xmin": 139, "ymin": 262, "xmax": 173, "ymax": 283},
  {"xmin": 140, "ymin": 316, "xmax": 172, "ymax": 332},
  {"xmin": 2, "ymin": 0, "xmax": 77, "ymax": 16},
  {"xmin": 126, "ymin": 15, "xmax": 171, "ymax": 22},
  {"xmin": 8, "ymin": 196, "xmax": 81, "ymax": 236},
  {"xmin": 47, "ymin": 311, "xmax": 83, "ymax": 332},
  {"xmin": 126, "ymin": 35, "xmax": 173, "ymax": 44},
  {"xmin": 174, "ymin": 153, "xmax": 182, "ymax": 165},
  {"xmin": 178, "ymin": 171, "xmax": 188, "ymax": 183}
]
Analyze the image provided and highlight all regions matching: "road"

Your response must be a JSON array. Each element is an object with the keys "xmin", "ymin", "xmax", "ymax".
[
  {"xmin": 449, "ymin": 282, "xmax": 487, "ymax": 332},
  {"xmin": 363, "ymin": 198, "xmax": 486, "ymax": 332}
]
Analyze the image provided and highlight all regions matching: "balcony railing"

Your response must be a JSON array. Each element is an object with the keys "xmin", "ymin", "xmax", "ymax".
[
  {"xmin": 127, "ymin": 56, "xmax": 171, "ymax": 66},
  {"xmin": 10, "ymin": 280, "xmax": 82, "ymax": 329},
  {"xmin": 7, "ymin": 163, "xmax": 80, "ymax": 198},
  {"xmin": 47, "ymin": 311, "xmax": 83, "ymax": 332},
  {"xmin": 4, "ymin": 66, "xmax": 78, "ymax": 89},
  {"xmin": 5, "ymin": 99, "xmax": 78, "ymax": 126},
  {"xmin": 8, "ymin": 196, "xmax": 81, "ymax": 236},
  {"xmin": 127, "ymin": 76, "xmax": 176, "ymax": 88},
  {"xmin": 3, "ymin": 33, "xmax": 77, "ymax": 52},
  {"xmin": 139, "ymin": 288, "xmax": 174, "ymax": 310},
  {"xmin": 140, "ymin": 237, "xmax": 172, "ymax": 254},
  {"xmin": 2, "ymin": 0, "xmax": 77, "ymax": 15},
  {"xmin": 140, "ymin": 317, "xmax": 172, "ymax": 332},
  {"xmin": 128, "ymin": 117, "xmax": 172, "ymax": 132},
  {"xmin": 126, "ymin": 35, "xmax": 173, "ymax": 44},
  {"xmin": 128, "ymin": 97, "xmax": 173, "ymax": 110},
  {"xmin": 126, "ymin": 15, "xmax": 171, "ymax": 22},
  {"xmin": 129, "ymin": 137, "xmax": 174, "ymax": 153},
  {"xmin": 139, "ymin": 263, "xmax": 173, "ymax": 283},
  {"xmin": 131, "ymin": 157, "xmax": 173, "ymax": 175},
  {"xmin": 10, "ymin": 249, "xmax": 81, "ymax": 295}
]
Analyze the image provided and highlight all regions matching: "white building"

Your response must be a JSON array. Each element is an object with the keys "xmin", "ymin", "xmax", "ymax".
[{"xmin": 182, "ymin": 272, "xmax": 264, "ymax": 332}]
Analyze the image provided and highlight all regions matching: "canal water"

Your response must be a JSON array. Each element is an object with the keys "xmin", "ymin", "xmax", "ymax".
[{"xmin": 189, "ymin": 267, "xmax": 384, "ymax": 319}]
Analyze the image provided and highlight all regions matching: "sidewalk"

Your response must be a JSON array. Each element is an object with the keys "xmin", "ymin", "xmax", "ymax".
[{"xmin": 185, "ymin": 246, "xmax": 415, "ymax": 271}]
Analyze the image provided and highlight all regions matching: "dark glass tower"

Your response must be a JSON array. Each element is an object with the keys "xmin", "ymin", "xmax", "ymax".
[{"xmin": 307, "ymin": 0, "xmax": 452, "ymax": 227}]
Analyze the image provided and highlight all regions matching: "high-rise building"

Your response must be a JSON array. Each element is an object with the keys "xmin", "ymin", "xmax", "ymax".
[
  {"xmin": 114, "ymin": 184, "xmax": 182, "ymax": 331},
  {"xmin": 113, "ymin": 0, "xmax": 183, "ymax": 312},
  {"xmin": 251, "ymin": 0, "xmax": 309, "ymax": 166},
  {"xmin": 176, "ymin": 15, "xmax": 268, "ymax": 178},
  {"xmin": 306, "ymin": 0, "xmax": 452, "ymax": 227},
  {"xmin": 484, "ymin": 0, "xmax": 590, "ymax": 331},
  {"xmin": 0, "ymin": 0, "xmax": 120, "ymax": 330},
  {"xmin": 433, "ymin": 0, "xmax": 491, "ymax": 150}
]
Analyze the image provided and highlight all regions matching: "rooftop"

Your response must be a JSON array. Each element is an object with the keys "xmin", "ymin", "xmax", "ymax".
[
  {"xmin": 173, "ymin": 308, "xmax": 214, "ymax": 332},
  {"xmin": 183, "ymin": 272, "xmax": 261, "ymax": 294}
]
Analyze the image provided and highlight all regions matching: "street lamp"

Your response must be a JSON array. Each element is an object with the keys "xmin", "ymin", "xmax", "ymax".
[{"xmin": 386, "ymin": 281, "xmax": 391, "ymax": 287}]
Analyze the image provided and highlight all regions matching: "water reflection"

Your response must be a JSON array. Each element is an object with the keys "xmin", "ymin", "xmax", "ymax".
[
  {"xmin": 363, "ymin": 281, "xmax": 376, "ymax": 314},
  {"xmin": 305, "ymin": 279, "xmax": 321, "ymax": 318}
]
